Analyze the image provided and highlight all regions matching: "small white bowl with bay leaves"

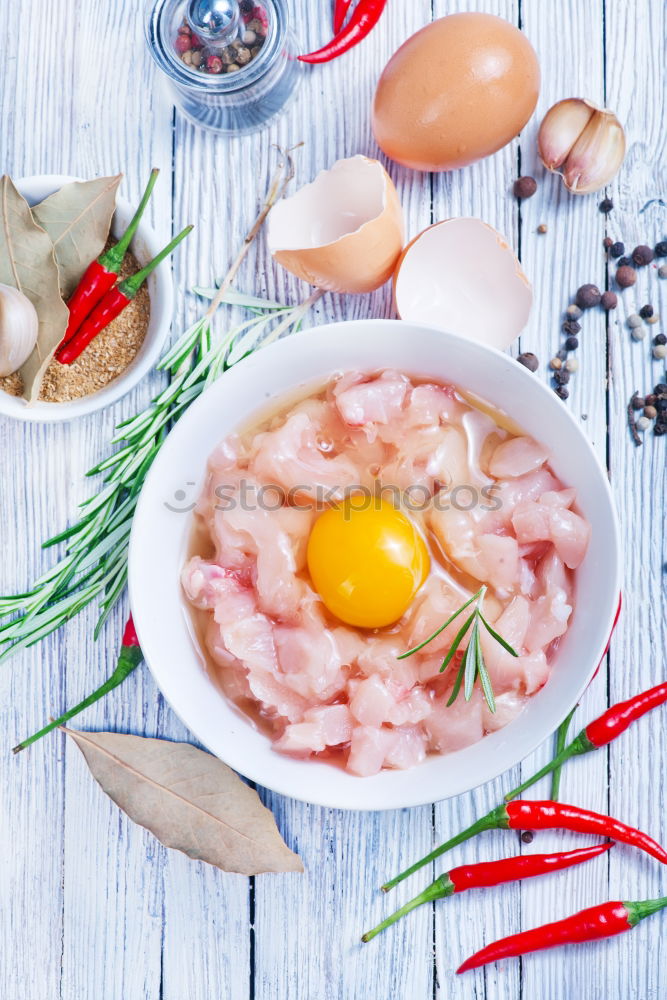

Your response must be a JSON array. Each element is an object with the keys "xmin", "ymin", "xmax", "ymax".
[
  {"xmin": 129, "ymin": 319, "xmax": 622, "ymax": 812},
  {"xmin": 0, "ymin": 174, "xmax": 174, "ymax": 422}
]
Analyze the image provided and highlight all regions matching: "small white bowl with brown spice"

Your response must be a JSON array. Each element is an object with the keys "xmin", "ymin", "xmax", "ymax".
[{"xmin": 0, "ymin": 174, "xmax": 174, "ymax": 422}]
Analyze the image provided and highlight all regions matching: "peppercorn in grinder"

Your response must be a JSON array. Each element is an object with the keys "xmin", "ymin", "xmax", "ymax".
[{"xmin": 145, "ymin": 0, "xmax": 300, "ymax": 134}]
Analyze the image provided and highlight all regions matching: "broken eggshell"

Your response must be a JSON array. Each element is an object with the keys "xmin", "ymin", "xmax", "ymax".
[
  {"xmin": 394, "ymin": 218, "xmax": 532, "ymax": 350},
  {"xmin": 267, "ymin": 155, "xmax": 405, "ymax": 294}
]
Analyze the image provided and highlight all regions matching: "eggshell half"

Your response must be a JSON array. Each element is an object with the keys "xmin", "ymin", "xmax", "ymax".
[
  {"xmin": 373, "ymin": 13, "xmax": 540, "ymax": 172},
  {"xmin": 267, "ymin": 155, "xmax": 405, "ymax": 294},
  {"xmin": 394, "ymin": 219, "xmax": 532, "ymax": 350}
]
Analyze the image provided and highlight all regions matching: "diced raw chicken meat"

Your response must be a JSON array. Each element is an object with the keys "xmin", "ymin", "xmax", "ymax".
[
  {"xmin": 347, "ymin": 726, "xmax": 395, "ymax": 776},
  {"xmin": 184, "ymin": 369, "xmax": 589, "ymax": 777},
  {"xmin": 334, "ymin": 370, "xmax": 408, "ymax": 427},
  {"xmin": 488, "ymin": 436, "xmax": 551, "ymax": 479}
]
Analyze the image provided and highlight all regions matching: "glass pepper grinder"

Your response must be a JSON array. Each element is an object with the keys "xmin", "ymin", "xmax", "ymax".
[{"xmin": 145, "ymin": 0, "xmax": 300, "ymax": 135}]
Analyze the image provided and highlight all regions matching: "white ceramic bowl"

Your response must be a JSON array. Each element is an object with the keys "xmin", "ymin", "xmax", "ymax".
[
  {"xmin": 129, "ymin": 320, "xmax": 622, "ymax": 811},
  {"xmin": 0, "ymin": 175, "xmax": 174, "ymax": 422}
]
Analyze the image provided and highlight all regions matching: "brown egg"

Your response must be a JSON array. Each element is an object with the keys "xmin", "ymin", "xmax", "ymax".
[{"xmin": 373, "ymin": 13, "xmax": 540, "ymax": 172}]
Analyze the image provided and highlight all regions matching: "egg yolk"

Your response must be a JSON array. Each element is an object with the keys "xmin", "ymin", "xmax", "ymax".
[{"xmin": 306, "ymin": 498, "xmax": 430, "ymax": 629}]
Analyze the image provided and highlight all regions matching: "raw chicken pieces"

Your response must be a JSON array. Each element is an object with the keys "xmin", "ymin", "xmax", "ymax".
[{"xmin": 181, "ymin": 370, "xmax": 590, "ymax": 776}]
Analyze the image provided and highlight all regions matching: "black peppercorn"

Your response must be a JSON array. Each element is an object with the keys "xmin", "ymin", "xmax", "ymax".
[
  {"xmin": 632, "ymin": 245, "xmax": 654, "ymax": 267},
  {"xmin": 562, "ymin": 320, "xmax": 581, "ymax": 336},
  {"xmin": 513, "ymin": 176, "xmax": 537, "ymax": 199},
  {"xmin": 599, "ymin": 198, "xmax": 614, "ymax": 214},
  {"xmin": 639, "ymin": 304, "xmax": 654, "ymax": 319},
  {"xmin": 555, "ymin": 386, "xmax": 569, "ymax": 400},
  {"xmin": 517, "ymin": 352, "xmax": 539, "ymax": 372},
  {"xmin": 656, "ymin": 399, "xmax": 667, "ymax": 413},
  {"xmin": 610, "ymin": 242, "xmax": 625, "ymax": 258},
  {"xmin": 655, "ymin": 423, "xmax": 666, "ymax": 436},
  {"xmin": 616, "ymin": 265, "xmax": 637, "ymax": 289},
  {"xmin": 521, "ymin": 831, "xmax": 534, "ymax": 845},
  {"xmin": 557, "ymin": 348, "xmax": 568, "ymax": 362},
  {"xmin": 655, "ymin": 241, "xmax": 667, "ymax": 258},
  {"xmin": 617, "ymin": 256, "xmax": 632, "ymax": 267},
  {"xmin": 654, "ymin": 336, "xmax": 667, "ymax": 348},
  {"xmin": 600, "ymin": 291, "xmax": 618, "ymax": 311},
  {"xmin": 565, "ymin": 336, "xmax": 579, "ymax": 351},
  {"xmin": 239, "ymin": 0, "xmax": 254, "ymax": 12},
  {"xmin": 654, "ymin": 381, "xmax": 667, "ymax": 393},
  {"xmin": 575, "ymin": 284, "xmax": 601, "ymax": 309},
  {"xmin": 554, "ymin": 370, "xmax": 570, "ymax": 385}
]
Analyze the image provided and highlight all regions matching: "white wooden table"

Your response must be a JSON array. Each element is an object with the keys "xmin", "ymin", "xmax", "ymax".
[{"xmin": 1, "ymin": 1, "xmax": 666, "ymax": 997}]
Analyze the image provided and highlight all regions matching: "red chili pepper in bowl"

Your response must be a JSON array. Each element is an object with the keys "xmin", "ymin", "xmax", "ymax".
[
  {"xmin": 60, "ymin": 169, "xmax": 160, "ymax": 349},
  {"xmin": 56, "ymin": 225, "xmax": 193, "ymax": 365},
  {"xmin": 457, "ymin": 895, "xmax": 667, "ymax": 973},
  {"xmin": 333, "ymin": 0, "xmax": 353, "ymax": 33},
  {"xmin": 382, "ymin": 799, "xmax": 667, "ymax": 891},
  {"xmin": 299, "ymin": 0, "xmax": 388, "ymax": 63},
  {"xmin": 362, "ymin": 843, "xmax": 611, "ymax": 942},
  {"xmin": 507, "ymin": 680, "xmax": 667, "ymax": 800}
]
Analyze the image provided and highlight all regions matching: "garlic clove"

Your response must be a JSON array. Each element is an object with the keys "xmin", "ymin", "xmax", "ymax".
[
  {"xmin": 0, "ymin": 283, "xmax": 39, "ymax": 377},
  {"xmin": 562, "ymin": 109, "xmax": 626, "ymax": 194},
  {"xmin": 537, "ymin": 97, "xmax": 626, "ymax": 195},
  {"xmin": 538, "ymin": 98, "xmax": 596, "ymax": 170}
]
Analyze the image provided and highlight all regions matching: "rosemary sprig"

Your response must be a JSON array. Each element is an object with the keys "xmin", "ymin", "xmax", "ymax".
[
  {"xmin": 398, "ymin": 586, "xmax": 519, "ymax": 713},
  {"xmin": 0, "ymin": 153, "xmax": 321, "ymax": 665}
]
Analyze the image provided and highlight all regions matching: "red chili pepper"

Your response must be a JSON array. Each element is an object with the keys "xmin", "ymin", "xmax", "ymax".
[
  {"xmin": 333, "ymin": 0, "xmax": 353, "ymax": 33},
  {"xmin": 362, "ymin": 843, "xmax": 611, "ymax": 942},
  {"xmin": 12, "ymin": 615, "xmax": 144, "ymax": 753},
  {"xmin": 382, "ymin": 799, "xmax": 667, "ymax": 891},
  {"xmin": 299, "ymin": 0, "xmax": 388, "ymax": 63},
  {"xmin": 59, "ymin": 169, "xmax": 159, "ymax": 349},
  {"xmin": 57, "ymin": 225, "xmax": 192, "ymax": 365},
  {"xmin": 507, "ymin": 678, "xmax": 667, "ymax": 800},
  {"xmin": 457, "ymin": 895, "xmax": 667, "ymax": 973}
]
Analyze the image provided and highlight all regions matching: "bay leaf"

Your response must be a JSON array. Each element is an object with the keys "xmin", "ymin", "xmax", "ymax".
[
  {"xmin": 0, "ymin": 176, "xmax": 69, "ymax": 402},
  {"xmin": 66, "ymin": 728, "xmax": 304, "ymax": 876},
  {"xmin": 32, "ymin": 174, "xmax": 122, "ymax": 300}
]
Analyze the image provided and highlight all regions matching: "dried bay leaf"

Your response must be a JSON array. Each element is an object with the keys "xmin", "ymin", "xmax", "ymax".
[
  {"xmin": 66, "ymin": 729, "xmax": 304, "ymax": 876},
  {"xmin": 0, "ymin": 176, "xmax": 69, "ymax": 402},
  {"xmin": 32, "ymin": 174, "xmax": 122, "ymax": 299}
]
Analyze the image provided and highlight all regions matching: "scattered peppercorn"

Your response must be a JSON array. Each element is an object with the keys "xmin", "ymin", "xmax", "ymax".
[
  {"xmin": 517, "ymin": 352, "xmax": 539, "ymax": 372},
  {"xmin": 659, "ymin": 265, "xmax": 667, "ymax": 279},
  {"xmin": 550, "ymin": 357, "xmax": 563, "ymax": 371},
  {"xmin": 628, "ymin": 314, "xmax": 643, "ymax": 329},
  {"xmin": 555, "ymin": 386, "xmax": 569, "ymax": 400},
  {"xmin": 632, "ymin": 396, "xmax": 646, "ymax": 410},
  {"xmin": 600, "ymin": 291, "xmax": 618, "ymax": 311},
  {"xmin": 654, "ymin": 241, "xmax": 667, "ymax": 258},
  {"xmin": 610, "ymin": 242, "xmax": 625, "ymax": 259},
  {"xmin": 575, "ymin": 284, "xmax": 601, "ymax": 309},
  {"xmin": 655, "ymin": 424, "xmax": 667, "ymax": 436},
  {"xmin": 631, "ymin": 327, "xmax": 647, "ymax": 341},
  {"xmin": 565, "ymin": 336, "xmax": 579, "ymax": 351},
  {"xmin": 645, "ymin": 394, "xmax": 657, "ymax": 406},
  {"xmin": 654, "ymin": 345, "xmax": 667, "ymax": 360},
  {"xmin": 566, "ymin": 304, "xmax": 583, "ymax": 320},
  {"xmin": 632, "ymin": 245, "xmax": 654, "ymax": 267},
  {"xmin": 636, "ymin": 416, "xmax": 651, "ymax": 432},
  {"xmin": 647, "ymin": 314, "xmax": 660, "ymax": 325},
  {"xmin": 616, "ymin": 265, "xmax": 637, "ymax": 288},
  {"xmin": 603, "ymin": 237, "xmax": 613, "ymax": 250},
  {"xmin": 554, "ymin": 370, "xmax": 570, "ymax": 385},
  {"xmin": 562, "ymin": 320, "xmax": 581, "ymax": 336},
  {"xmin": 520, "ymin": 831, "xmax": 534, "ymax": 845},
  {"xmin": 599, "ymin": 198, "xmax": 614, "ymax": 214},
  {"xmin": 617, "ymin": 256, "xmax": 632, "ymax": 267},
  {"xmin": 565, "ymin": 358, "xmax": 579, "ymax": 373},
  {"xmin": 656, "ymin": 399, "xmax": 667, "ymax": 413},
  {"xmin": 654, "ymin": 382, "xmax": 667, "ymax": 394},
  {"xmin": 644, "ymin": 405, "xmax": 658, "ymax": 419},
  {"xmin": 639, "ymin": 304, "xmax": 654, "ymax": 319},
  {"xmin": 557, "ymin": 348, "xmax": 568, "ymax": 361},
  {"xmin": 537, "ymin": 224, "xmax": 548, "ymax": 234},
  {"xmin": 514, "ymin": 176, "xmax": 537, "ymax": 199}
]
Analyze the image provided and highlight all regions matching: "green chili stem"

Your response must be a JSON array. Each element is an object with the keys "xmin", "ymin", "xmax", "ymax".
[
  {"xmin": 12, "ymin": 644, "xmax": 143, "ymax": 753},
  {"xmin": 100, "ymin": 168, "xmax": 159, "ymax": 272},
  {"xmin": 550, "ymin": 705, "xmax": 578, "ymax": 800},
  {"xmin": 626, "ymin": 896, "xmax": 667, "ymax": 925},
  {"xmin": 504, "ymin": 719, "xmax": 590, "ymax": 802},
  {"xmin": 381, "ymin": 806, "xmax": 506, "ymax": 892},
  {"xmin": 119, "ymin": 226, "xmax": 193, "ymax": 299},
  {"xmin": 363, "ymin": 874, "xmax": 454, "ymax": 941}
]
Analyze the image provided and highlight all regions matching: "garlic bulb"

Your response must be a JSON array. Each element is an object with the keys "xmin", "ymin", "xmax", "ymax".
[
  {"xmin": 0, "ymin": 283, "xmax": 39, "ymax": 376},
  {"xmin": 538, "ymin": 98, "xmax": 626, "ymax": 195}
]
